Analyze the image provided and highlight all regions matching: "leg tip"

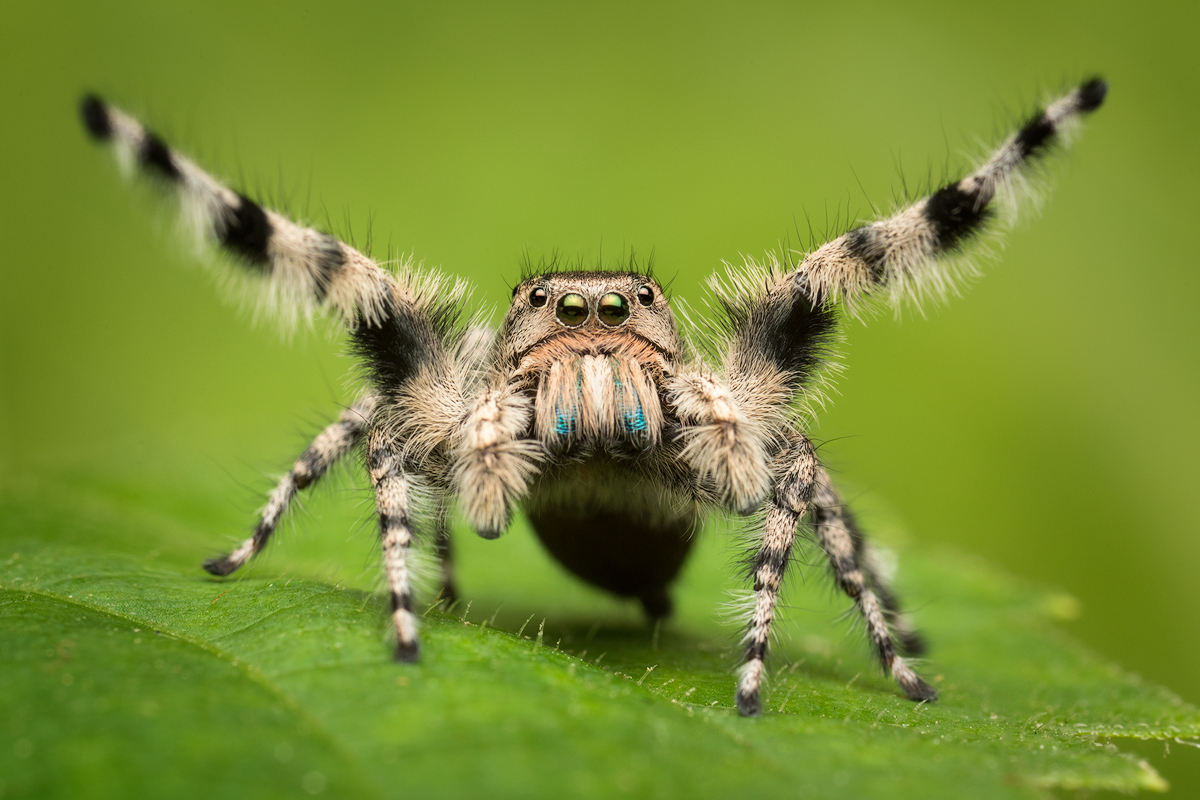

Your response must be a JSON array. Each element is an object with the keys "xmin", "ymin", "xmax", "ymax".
[
  {"xmin": 735, "ymin": 689, "xmax": 762, "ymax": 717},
  {"xmin": 1078, "ymin": 77, "xmax": 1108, "ymax": 112},
  {"xmin": 903, "ymin": 677, "xmax": 938, "ymax": 703},
  {"xmin": 394, "ymin": 639, "xmax": 420, "ymax": 664},
  {"xmin": 474, "ymin": 526, "xmax": 505, "ymax": 541},
  {"xmin": 464, "ymin": 493, "xmax": 511, "ymax": 540},
  {"xmin": 202, "ymin": 557, "xmax": 238, "ymax": 577},
  {"xmin": 892, "ymin": 655, "xmax": 937, "ymax": 702},
  {"xmin": 79, "ymin": 94, "xmax": 112, "ymax": 140}
]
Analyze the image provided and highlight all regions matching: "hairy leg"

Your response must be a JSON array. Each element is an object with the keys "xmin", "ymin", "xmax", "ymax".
[
  {"xmin": 811, "ymin": 469, "xmax": 935, "ymax": 701},
  {"xmin": 736, "ymin": 434, "xmax": 818, "ymax": 716},
  {"xmin": 794, "ymin": 79, "xmax": 1108, "ymax": 314},
  {"xmin": 813, "ymin": 475, "xmax": 925, "ymax": 656},
  {"xmin": 667, "ymin": 368, "xmax": 773, "ymax": 513},
  {"xmin": 366, "ymin": 428, "xmax": 423, "ymax": 661},
  {"xmin": 80, "ymin": 96, "xmax": 473, "ymax": 468},
  {"xmin": 203, "ymin": 396, "xmax": 377, "ymax": 576},
  {"xmin": 707, "ymin": 83, "xmax": 1109, "ymax": 483},
  {"xmin": 453, "ymin": 383, "xmax": 543, "ymax": 539},
  {"xmin": 78, "ymin": 96, "xmax": 422, "ymax": 329}
]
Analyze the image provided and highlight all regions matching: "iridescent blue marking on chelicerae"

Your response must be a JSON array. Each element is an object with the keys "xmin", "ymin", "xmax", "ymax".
[
  {"xmin": 555, "ymin": 405, "xmax": 576, "ymax": 436},
  {"xmin": 612, "ymin": 369, "xmax": 648, "ymax": 434},
  {"xmin": 555, "ymin": 370, "xmax": 583, "ymax": 436},
  {"xmin": 625, "ymin": 402, "xmax": 647, "ymax": 433}
]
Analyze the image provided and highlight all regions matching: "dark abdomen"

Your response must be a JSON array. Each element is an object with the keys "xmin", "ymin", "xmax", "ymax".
[{"xmin": 524, "ymin": 459, "xmax": 698, "ymax": 619}]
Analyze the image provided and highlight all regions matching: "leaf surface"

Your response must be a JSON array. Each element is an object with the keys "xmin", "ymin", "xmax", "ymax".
[{"xmin": 2, "ymin": 476, "xmax": 1195, "ymax": 799}]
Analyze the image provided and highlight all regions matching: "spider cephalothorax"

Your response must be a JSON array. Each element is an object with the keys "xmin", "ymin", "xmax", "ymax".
[
  {"xmin": 78, "ymin": 77, "xmax": 1107, "ymax": 715},
  {"xmin": 505, "ymin": 271, "xmax": 680, "ymax": 452}
]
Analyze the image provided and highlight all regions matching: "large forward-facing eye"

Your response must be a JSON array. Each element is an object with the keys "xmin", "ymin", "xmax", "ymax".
[
  {"xmin": 555, "ymin": 293, "xmax": 588, "ymax": 326},
  {"xmin": 598, "ymin": 292, "xmax": 630, "ymax": 326}
]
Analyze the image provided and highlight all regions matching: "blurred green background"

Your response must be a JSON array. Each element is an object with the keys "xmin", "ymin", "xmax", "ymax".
[{"xmin": 2, "ymin": 0, "xmax": 1198, "ymax": 795}]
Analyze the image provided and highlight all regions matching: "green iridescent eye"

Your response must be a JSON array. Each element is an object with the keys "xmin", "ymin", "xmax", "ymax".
[
  {"xmin": 555, "ymin": 293, "xmax": 588, "ymax": 326},
  {"xmin": 597, "ymin": 292, "xmax": 629, "ymax": 326}
]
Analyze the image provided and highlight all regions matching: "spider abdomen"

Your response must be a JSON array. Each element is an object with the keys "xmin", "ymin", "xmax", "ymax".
[{"xmin": 525, "ymin": 458, "xmax": 698, "ymax": 619}]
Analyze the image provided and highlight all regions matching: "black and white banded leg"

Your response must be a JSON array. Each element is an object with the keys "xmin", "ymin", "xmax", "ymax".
[
  {"xmin": 454, "ymin": 383, "xmax": 543, "ymax": 539},
  {"xmin": 78, "ymin": 96, "xmax": 400, "ymax": 329},
  {"xmin": 812, "ymin": 469, "xmax": 936, "ymax": 701},
  {"xmin": 668, "ymin": 368, "xmax": 773, "ymax": 514},
  {"xmin": 795, "ymin": 78, "xmax": 1108, "ymax": 313},
  {"xmin": 815, "ymin": 476, "xmax": 925, "ymax": 657},
  {"xmin": 79, "ymin": 96, "xmax": 470, "ymax": 439},
  {"xmin": 736, "ymin": 435, "xmax": 819, "ymax": 716},
  {"xmin": 366, "ymin": 429, "xmax": 422, "ymax": 661},
  {"xmin": 203, "ymin": 396, "xmax": 377, "ymax": 576}
]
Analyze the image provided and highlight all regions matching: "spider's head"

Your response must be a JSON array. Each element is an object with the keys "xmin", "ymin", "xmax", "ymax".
[
  {"xmin": 502, "ymin": 271, "xmax": 681, "ymax": 448},
  {"xmin": 502, "ymin": 271, "xmax": 680, "ymax": 362}
]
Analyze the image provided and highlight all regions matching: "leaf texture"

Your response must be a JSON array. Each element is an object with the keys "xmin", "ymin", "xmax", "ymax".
[{"xmin": 1, "ymin": 478, "xmax": 1195, "ymax": 799}]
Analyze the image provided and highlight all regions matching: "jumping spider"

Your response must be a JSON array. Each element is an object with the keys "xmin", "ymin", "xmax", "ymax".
[{"xmin": 78, "ymin": 78, "xmax": 1107, "ymax": 715}]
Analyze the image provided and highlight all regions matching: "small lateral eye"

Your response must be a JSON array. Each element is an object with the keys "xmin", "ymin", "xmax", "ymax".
[
  {"xmin": 597, "ymin": 292, "xmax": 630, "ymax": 326},
  {"xmin": 529, "ymin": 287, "xmax": 549, "ymax": 307},
  {"xmin": 555, "ymin": 292, "xmax": 588, "ymax": 326},
  {"xmin": 637, "ymin": 286, "xmax": 654, "ymax": 306}
]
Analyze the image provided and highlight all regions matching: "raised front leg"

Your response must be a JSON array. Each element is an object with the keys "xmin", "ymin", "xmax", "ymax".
[
  {"xmin": 80, "ymin": 96, "xmax": 474, "ymax": 476},
  {"xmin": 794, "ymin": 79, "xmax": 1108, "ymax": 315},
  {"xmin": 78, "ymin": 96, "xmax": 448, "ymax": 331}
]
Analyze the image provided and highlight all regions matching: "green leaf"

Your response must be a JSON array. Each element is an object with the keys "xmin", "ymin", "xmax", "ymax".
[{"xmin": 2, "ymin": 475, "xmax": 1196, "ymax": 800}]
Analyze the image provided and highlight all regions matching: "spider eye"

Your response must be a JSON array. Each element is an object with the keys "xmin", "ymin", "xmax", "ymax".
[
  {"xmin": 637, "ymin": 286, "xmax": 654, "ymax": 306},
  {"xmin": 528, "ymin": 287, "xmax": 549, "ymax": 307},
  {"xmin": 555, "ymin": 293, "xmax": 588, "ymax": 326},
  {"xmin": 597, "ymin": 292, "xmax": 630, "ymax": 326}
]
